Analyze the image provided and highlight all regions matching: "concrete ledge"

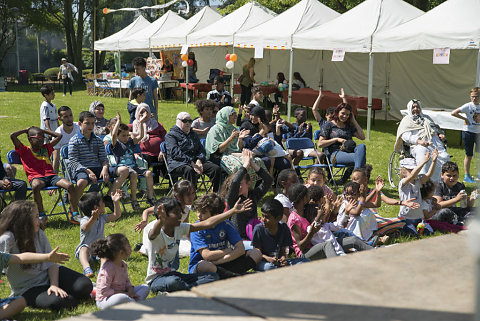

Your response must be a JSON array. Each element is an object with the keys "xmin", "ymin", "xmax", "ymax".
[{"xmin": 65, "ymin": 233, "xmax": 474, "ymax": 321}]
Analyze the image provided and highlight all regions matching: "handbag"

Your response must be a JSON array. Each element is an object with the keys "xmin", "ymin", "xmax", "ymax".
[{"xmin": 238, "ymin": 74, "xmax": 244, "ymax": 83}]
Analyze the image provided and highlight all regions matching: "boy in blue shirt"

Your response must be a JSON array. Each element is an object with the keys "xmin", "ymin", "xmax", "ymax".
[
  {"xmin": 189, "ymin": 193, "xmax": 262, "ymax": 279},
  {"xmin": 128, "ymin": 57, "xmax": 159, "ymax": 120}
]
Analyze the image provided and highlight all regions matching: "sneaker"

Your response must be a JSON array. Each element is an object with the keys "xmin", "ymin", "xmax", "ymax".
[
  {"xmin": 134, "ymin": 243, "xmax": 143, "ymax": 252},
  {"xmin": 39, "ymin": 215, "xmax": 48, "ymax": 230},
  {"xmin": 69, "ymin": 211, "xmax": 81, "ymax": 225},
  {"xmin": 464, "ymin": 174, "xmax": 475, "ymax": 183},
  {"xmin": 63, "ymin": 94, "xmax": 66, "ymax": 97}
]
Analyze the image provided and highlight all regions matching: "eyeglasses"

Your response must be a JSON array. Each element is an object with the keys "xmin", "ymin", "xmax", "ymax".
[
  {"xmin": 179, "ymin": 119, "xmax": 193, "ymax": 124},
  {"xmin": 29, "ymin": 135, "xmax": 44, "ymax": 139},
  {"xmin": 471, "ymin": 95, "xmax": 479, "ymax": 99}
]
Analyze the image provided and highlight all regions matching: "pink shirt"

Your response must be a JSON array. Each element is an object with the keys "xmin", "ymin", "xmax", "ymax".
[
  {"xmin": 95, "ymin": 260, "xmax": 132, "ymax": 302},
  {"xmin": 287, "ymin": 210, "xmax": 311, "ymax": 257}
]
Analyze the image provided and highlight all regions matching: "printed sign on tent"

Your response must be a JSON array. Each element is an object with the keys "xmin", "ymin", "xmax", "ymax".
[
  {"xmin": 433, "ymin": 48, "xmax": 450, "ymax": 64},
  {"xmin": 332, "ymin": 49, "xmax": 345, "ymax": 62},
  {"xmin": 254, "ymin": 46, "xmax": 263, "ymax": 59},
  {"xmin": 180, "ymin": 45, "xmax": 188, "ymax": 55}
]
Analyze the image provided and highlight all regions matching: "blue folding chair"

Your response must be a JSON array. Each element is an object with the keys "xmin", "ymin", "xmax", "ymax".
[
  {"xmin": 284, "ymin": 137, "xmax": 327, "ymax": 178},
  {"xmin": 159, "ymin": 142, "xmax": 175, "ymax": 196},
  {"xmin": 7, "ymin": 150, "xmax": 68, "ymax": 220}
]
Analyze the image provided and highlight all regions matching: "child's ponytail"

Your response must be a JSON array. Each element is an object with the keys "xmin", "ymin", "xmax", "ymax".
[{"xmin": 91, "ymin": 233, "xmax": 128, "ymax": 261}]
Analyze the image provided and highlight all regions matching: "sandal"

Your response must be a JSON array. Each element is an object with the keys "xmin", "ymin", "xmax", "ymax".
[
  {"xmin": 83, "ymin": 267, "xmax": 95, "ymax": 278},
  {"xmin": 132, "ymin": 201, "xmax": 140, "ymax": 211}
]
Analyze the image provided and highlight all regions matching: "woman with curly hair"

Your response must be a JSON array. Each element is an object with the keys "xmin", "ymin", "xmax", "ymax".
[{"xmin": 0, "ymin": 201, "xmax": 93, "ymax": 310}]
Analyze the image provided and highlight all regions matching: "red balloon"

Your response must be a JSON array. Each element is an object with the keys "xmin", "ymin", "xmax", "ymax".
[
  {"xmin": 225, "ymin": 54, "xmax": 231, "ymax": 61},
  {"xmin": 187, "ymin": 59, "xmax": 194, "ymax": 66}
]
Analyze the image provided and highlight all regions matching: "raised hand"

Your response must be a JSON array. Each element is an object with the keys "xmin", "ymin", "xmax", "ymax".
[
  {"xmin": 375, "ymin": 175, "xmax": 385, "ymax": 192},
  {"xmin": 230, "ymin": 128, "xmax": 239, "ymax": 139},
  {"xmin": 234, "ymin": 197, "xmax": 253, "ymax": 213},
  {"xmin": 116, "ymin": 110, "xmax": 121, "ymax": 122},
  {"xmin": 48, "ymin": 246, "xmax": 70, "ymax": 264},
  {"xmin": 339, "ymin": 88, "xmax": 345, "ymax": 99},
  {"xmin": 239, "ymin": 129, "xmax": 250, "ymax": 139},
  {"xmin": 431, "ymin": 148, "xmax": 439, "ymax": 162},
  {"xmin": 111, "ymin": 189, "xmax": 122, "ymax": 203}
]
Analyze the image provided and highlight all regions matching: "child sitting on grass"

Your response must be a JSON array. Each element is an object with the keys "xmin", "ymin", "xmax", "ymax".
[
  {"xmin": 189, "ymin": 193, "xmax": 262, "ymax": 278},
  {"xmin": 192, "ymin": 99, "xmax": 216, "ymax": 140},
  {"xmin": 11, "ymin": 126, "xmax": 77, "ymax": 227},
  {"xmin": 305, "ymin": 167, "xmax": 335, "ymax": 198},
  {"xmin": 127, "ymin": 87, "xmax": 146, "ymax": 124},
  {"xmin": 419, "ymin": 180, "xmax": 439, "ymax": 234},
  {"xmin": 91, "ymin": 233, "xmax": 149, "ymax": 310},
  {"xmin": 108, "ymin": 111, "xmax": 155, "ymax": 210},
  {"xmin": 142, "ymin": 196, "xmax": 252, "ymax": 294},
  {"xmin": 274, "ymin": 169, "xmax": 299, "ymax": 222},
  {"xmin": 75, "ymin": 190, "xmax": 122, "ymax": 278},
  {"xmin": 253, "ymin": 199, "xmax": 310, "ymax": 271},
  {"xmin": 398, "ymin": 149, "xmax": 438, "ymax": 236}
]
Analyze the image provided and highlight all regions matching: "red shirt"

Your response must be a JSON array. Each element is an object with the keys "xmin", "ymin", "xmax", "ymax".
[
  {"xmin": 140, "ymin": 123, "xmax": 166, "ymax": 157},
  {"xmin": 16, "ymin": 143, "xmax": 55, "ymax": 182}
]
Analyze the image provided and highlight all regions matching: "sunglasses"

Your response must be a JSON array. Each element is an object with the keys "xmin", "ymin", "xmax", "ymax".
[
  {"xmin": 29, "ymin": 135, "xmax": 44, "ymax": 139},
  {"xmin": 179, "ymin": 119, "xmax": 193, "ymax": 124},
  {"xmin": 471, "ymin": 95, "xmax": 479, "ymax": 98}
]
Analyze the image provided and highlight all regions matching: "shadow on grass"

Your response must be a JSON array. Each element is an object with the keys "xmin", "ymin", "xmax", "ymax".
[{"xmin": 65, "ymin": 295, "xmax": 472, "ymax": 321}]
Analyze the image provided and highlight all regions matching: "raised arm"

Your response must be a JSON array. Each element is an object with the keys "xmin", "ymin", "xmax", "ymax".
[
  {"xmin": 451, "ymin": 107, "xmax": 470, "ymax": 125},
  {"xmin": 420, "ymin": 149, "xmax": 438, "ymax": 184},
  {"xmin": 351, "ymin": 114, "xmax": 365, "ymax": 140},
  {"xmin": 43, "ymin": 128, "xmax": 62, "ymax": 147},
  {"xmin": 339, "ymin": 88, "xmax": 348, "ymax": 104},
  {"xmin": 111, "ymin": 111, "xmax": 121, "ymax": 147},
  {"xmin": 311, "ymin": 88, "xmax": 323, "ymax": 123},
  {"xmin": 403, "ymin": 151, "xmax": 431, "ymax": 185},
  {"xmin": 10, "ymin": 128, "xmax": 29, "ymax": 149}
]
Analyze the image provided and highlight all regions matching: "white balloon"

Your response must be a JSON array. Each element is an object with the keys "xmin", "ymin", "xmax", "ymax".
[
  {"xmin": 181, "ymin": 61, "xmax": 188, "ymax": 67},
  {"xmin": 226, "ymin": 60, "xmax": 234, "ymax": 69}
]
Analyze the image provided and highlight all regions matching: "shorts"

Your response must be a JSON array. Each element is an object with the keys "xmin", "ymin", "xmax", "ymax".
[
  {"xmin": 216, "ymin": 254, "xmax": 256, "ymax": 275},
  {"xmin": 30, "ymin": 175, "xmax": 63, "ymax": 187},
  {"xmin": 0, "ymin": 296, "xmax": 23, "ymax": 308},
  {"xmin": 75, "ymin": 243, "xmax": 100, "ymax": 262},
  {"xmin": 289, "ymin": 148, "xmax": 315, "ymax": 157},
  {"xmin": 74, "ymin": 167, "xmax": 116, "ymax": 183},
  {"xmin": 462, "ymin": 131, "xmax": 480, "ymax": 156},
  {"xmin": 126, "ymin": 166, "xmax": 147, "ymax": 176}
]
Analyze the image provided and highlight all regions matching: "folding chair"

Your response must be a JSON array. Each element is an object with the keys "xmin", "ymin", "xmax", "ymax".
[
  {"xmin": 159, "ymin": 142, "xmax": 175, "ymax": 196},
  {"xmin": 7, "ymin": 150, "xmax": 68, "ymax": 220},
  {"xmin": 198, "ymin": 139, "xmax": 213, "ymax": 193},
  {"xmin": 284, "ymin": 137, "xmax": 328, "ymax": 179},
  {"xmin": 96, "ymin": 79, "xmax": 114, "ymax": 97},
  {"xmin": 313, "ymin": 130, "xmax": 350, "ymax": 194},
  {"xmin": 104, "ymin": 143, "xmax": 155, "ymax": 212}
]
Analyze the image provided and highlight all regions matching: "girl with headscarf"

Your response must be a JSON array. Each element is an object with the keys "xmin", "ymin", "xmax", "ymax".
[
  {"xmin": 395, "ymin": 99, "xmax": 450, "ymax": 182},
  {"xmin": 164, "ymin": 112, "xmax": 222, "ymax": 192},
  {"xmin": 89, "ymin": 101, "xmax": 110, "ymax": 137},
  {"xmin": 205, "ymin": 106, "xmax": 267, "ymax": 186},
  {"xmin": 132, "ymin": 103, "xmax": 167, "ymax": 180}
]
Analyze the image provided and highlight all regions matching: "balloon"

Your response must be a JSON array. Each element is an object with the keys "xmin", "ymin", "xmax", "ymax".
[
  {"xmin": 181, "ymin": 61, "xmax": 188, "ymax": 67},
  {"xmin": 283, "ymin": 83, "xmax": 288, "ymax": 89},
  {"xmin": 225, "ymin": 54, "xmax": 231, "ymax": 61},
  {"xmin": 226, "ymin": 60, "xmax": 234, "ymax": 69},
  {"xmin": 187, "ymin": 59, "xmax": 194, "ymax": 66},
  {"xmin": 102, "ymin": 8, "xmax": 110, "ymax": 14},
  {"xmin": 181, "ymin": 54, "xmax": 188, "ymax": 61},
  {"xmin": 278, "ymin": 84, "xmax": 283, "ymax": 91},
  {"xmin": 230, "ymin": 53, "xmax": 237, "ymax": 62}
]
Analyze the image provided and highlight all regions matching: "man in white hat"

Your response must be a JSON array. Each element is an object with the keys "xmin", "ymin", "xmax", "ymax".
[{"xmin": 57, "ymin": 58, "xmax": 78, "ymax": 96}]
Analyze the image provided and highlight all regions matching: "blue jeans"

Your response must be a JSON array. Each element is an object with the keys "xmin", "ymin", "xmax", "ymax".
[
  {"xmin": 149, "ymin": 271, "xmax": 219, "ymax": 294},
  {"xmin": 331, "ymin": 144, "xmax": 366, "ymax": 169},
  {"xmin": 257, "ymin": 258, "xmax": 310, "ymax": 271}
]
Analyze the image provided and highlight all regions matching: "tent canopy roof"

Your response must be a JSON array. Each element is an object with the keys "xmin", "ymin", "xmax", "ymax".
[
  {"xmin": 373, "ymin": 0, "xmax": 480, "ymax": 52},
  {"xmin": 118, "ymin": 11, "xmax": 186, "ymax": 51},
  {"xmin": 234, "ymin": 0, "xmax": 339, "ymax": 49},
  {"xmin": 292, "ymin": 0, "xmax": 423, "ymax": 52},
  {"xmin": 187, "ymin": 1, "xmax": 276, "ymax": 47},
  {"xmin": 94, "ymin": 15, "xmax": 151, "ymax": 51},
  {"xmin": 150, "ymin": 6, "xmax": 221, "ymax": 49}
]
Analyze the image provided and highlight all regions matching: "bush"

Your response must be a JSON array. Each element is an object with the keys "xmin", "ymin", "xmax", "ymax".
[
  {"xmin": 44, "ymin": 67, "xmax": 59, "ymax": 80},
  {"xmin": 82, "ymin": 69, "xmax": 92, "ymax": 76}
]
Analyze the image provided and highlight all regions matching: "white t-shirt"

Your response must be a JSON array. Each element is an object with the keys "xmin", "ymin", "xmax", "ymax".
[
  {"xmin": 40, "ymin": 101, "xmax": 58, "ymax": 131},
  {"xmin": 248, "ymin": 100, "xmax": 260, "ymax": 107},
  {"xmin": 398, "ymin": 177, "xmax": 423, "ymax": 219},
  {"xmin": 338, "ymin": 202, "xmax": 377, "ymax": 241},
  {"xmin": 54, "ymin": 123, "xmax": 80, "ymax": 150},
  {"xmin": 142, "ymin": 221, "xmax": 190, "ymax": 283},
  {"xmin": 459, "ymin": 102, "xmax": 480, "ymax": 133}
]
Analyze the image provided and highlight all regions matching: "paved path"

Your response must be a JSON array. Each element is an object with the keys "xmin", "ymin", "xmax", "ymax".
[{"xmin": 66, "ymin": 233, "xmax": 474, "ymax": 321}]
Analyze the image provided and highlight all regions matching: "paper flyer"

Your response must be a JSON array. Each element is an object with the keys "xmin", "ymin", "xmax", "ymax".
[
  {"xmin": 180, "ymin": 45, "xmax": 188, "ymax": 55},
  {"xmin": 332, "ymin": 49, "xmax": 345, "ymax": 62},
  {"xmin": 433, "ymin": 48, "xmax": 450, "ymax": 64},
  {"xmin": 254, "ymin": 46, "xmax": 263, "ymax": 59}
]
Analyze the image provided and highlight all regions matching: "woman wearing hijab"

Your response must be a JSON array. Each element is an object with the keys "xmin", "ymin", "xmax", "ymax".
[
  {"xmin": 89, "ymin": 101, "xmax": 109, "ymax": 137},
  {"xmin": 132, "ymin": 103, "xmax": 167, "ymax": 181},
  {"xmin": 395, "ymin": 99, "xmax": 450, "ymax": 182},
  {"xmin": 165, "ymin": 112, "xmax": 222, "ymax": 192},
  {"xmin": 205, "ymin": 106, "xmax": 266, "ymax": 185}
]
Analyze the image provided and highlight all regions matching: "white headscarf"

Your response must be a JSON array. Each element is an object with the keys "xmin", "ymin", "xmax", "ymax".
[
  {"xmin": 176, "ymin": 112, "xmax": 191, "ymax": 133},
  {"xmin": 133, "ymin": 103, "xmax": 159, "ymax": 142}
]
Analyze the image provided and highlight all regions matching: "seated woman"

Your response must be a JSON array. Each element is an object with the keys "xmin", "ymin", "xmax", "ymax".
[
  {"xmin": 165, "ymin": 112, "xmax": 222, "ymax": 192},
  {"xmin": 317, "ymin": 103, "xmax": 366, "ymax": 183},
  {"xmin": 0, "ymin": 201, "xmax": 92, "ymax": 310},
  {"xmin": 89, "ymin": 101, "xmax": 109, "ymax": 137},
  {"xmin": 395, "ymin": 99, "xmax": 450, "ymax": 182},
  {"xmin": 132, "ymin": 103, "xmax": 167, "ymax": 181},
  {"xmin": 205, "ymin": 106, "xmax": 266, "ymax": 186}
]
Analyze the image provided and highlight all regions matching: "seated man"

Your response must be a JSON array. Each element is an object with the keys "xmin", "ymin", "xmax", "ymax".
[
  {"xmin": 0, "ymin": 155, "xmax": 27, "ymax": 202},
  {"xmin": 68, "ymin": 111, "xmax": 127, "ymax": 223},
  {"xmin": 188, "ymin": 193, "xmax": 262, "ymax": 279},
  {"xmin": 207, "ymin": 76, "xmax": 232, "ymax": 109}
]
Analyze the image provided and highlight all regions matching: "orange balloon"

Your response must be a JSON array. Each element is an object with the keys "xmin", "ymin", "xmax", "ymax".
[
  {"xmin": 230, "ymin": 53, "xmax": 238, "ymax": 62},
  {"xmin": 102, "ymin": 8, "xmax": 110, "ymax": 14},
  {"xmin": 181, "ymin": 54, "xmax": 188, "ymax": 61}
]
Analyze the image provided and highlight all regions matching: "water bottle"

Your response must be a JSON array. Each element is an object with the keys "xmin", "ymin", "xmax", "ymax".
[{"xmin": 460, "ymin": 190, "xmax": 468, "ymax": 208}]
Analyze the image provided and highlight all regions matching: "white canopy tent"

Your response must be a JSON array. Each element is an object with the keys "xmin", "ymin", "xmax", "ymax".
[
  {"xmin": 293, "ymin": 0, "xmax": 424, "ymax": 139},
  {"xmin": 117, "ymin": 11, "xmax": 185, "ymax": 52},
  {"xmin": 234, "ymin": 0, "xmax": 340, "ymax": 119},
  {"xmin": 150, "ymin": 6, "xmax": 222, "ymax": 49},
  {"xmin": 94, "ymin": 15, "xmax": 151, "ymax": 51}
]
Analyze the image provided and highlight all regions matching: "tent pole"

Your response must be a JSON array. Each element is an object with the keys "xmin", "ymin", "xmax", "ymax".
[
  {"xmin": 476, "ymin": 49, "xmax": 480, "ymax": 87},
  {"xmin": 366, "ymin": 52, "xmax": 374, "ymax": 141},
  {"xmin": 232, "ymin": 46, "xmax": 235, "ymax": 96},
  {"xmin": 287, "ymin": 48, "xmax": 294, "ymax": 122},
  {"xmin": 186, "ymin": 49, "xmax": 189, "ymax": 109},
  {"xmin": 118, "ymin": 50, "xmax": 122, "ymax": 98},
  {"xmin": 93, "ymin": 50, "xmax": 96, "ymax": 96}
]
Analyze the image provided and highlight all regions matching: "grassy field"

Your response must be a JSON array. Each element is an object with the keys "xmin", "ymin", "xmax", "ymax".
[{"xmin": 0, "ymin": 84, "xmax": 476, "ymax": 320}]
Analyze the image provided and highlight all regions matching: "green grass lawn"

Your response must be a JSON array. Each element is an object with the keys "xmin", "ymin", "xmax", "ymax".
[{"xmin": 0, "ymin": 84, "xmax": 476, "ymax": 320}]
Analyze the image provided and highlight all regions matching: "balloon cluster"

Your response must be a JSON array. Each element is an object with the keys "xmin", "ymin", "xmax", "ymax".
[
  {"xmin": 181, "ymin": 54, "xmax": 194, "ymax": 68},
  {"xmin": 277, "ymin": 83, "xmax": 288, "ymax": 91},
  {"xmin": 225, "ymin": 53, "xmax": 237, "ymax": 70}
]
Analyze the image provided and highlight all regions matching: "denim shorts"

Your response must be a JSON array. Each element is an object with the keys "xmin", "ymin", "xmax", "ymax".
[
  {"xmin": 462, "ymin": 131, "xmax": 480, "ymax": 156},
  {"xmin": 30, "ymin": 175, "xmax": 63, "ymax": 187},
  {"xmin": 74, "ymin": 167, "xmax": 116, "ymax": 183},
  {"xmin": 0, "ymin": 296, "xmax": 23, "ymax": 308}
]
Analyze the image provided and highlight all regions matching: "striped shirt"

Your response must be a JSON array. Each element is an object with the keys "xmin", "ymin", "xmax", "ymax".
[{"xmin": 68, "ymin": 131, "xmax": 107, "ymax": 174}]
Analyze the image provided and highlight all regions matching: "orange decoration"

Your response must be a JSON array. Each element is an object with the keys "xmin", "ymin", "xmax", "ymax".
[
  {"xmin": 230, "ymin": 53, "xmax": 238, "ymax": 62},
  {"xmin": 181, "ymin": 54, "xmax": 188, "ymax": 61}
]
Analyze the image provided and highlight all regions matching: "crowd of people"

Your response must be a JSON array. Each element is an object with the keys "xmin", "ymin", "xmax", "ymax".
[{"xmin": 0, "ymin": 56, "xmax": 477, "ymax": 319}]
